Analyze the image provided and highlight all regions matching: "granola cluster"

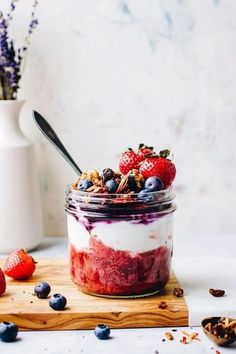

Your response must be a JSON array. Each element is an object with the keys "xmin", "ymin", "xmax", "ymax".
[
  {"xmin": 72, "ymin": 168, "xmax": 145, "ymax": 194},
  {"xmin": 204, "ymin": 317, "xmax": 236, "ymax": 340}
]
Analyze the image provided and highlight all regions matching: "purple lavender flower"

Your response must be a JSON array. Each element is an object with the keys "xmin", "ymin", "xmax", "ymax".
[{"xmin": 0, "ymin": 0, "xmax": 39, "ymax": 100}]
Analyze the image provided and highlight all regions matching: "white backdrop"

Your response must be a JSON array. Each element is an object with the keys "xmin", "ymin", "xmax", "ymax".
[{"xmin": 2, "ymin": 0, "xmax": 236, "ymax": 237}]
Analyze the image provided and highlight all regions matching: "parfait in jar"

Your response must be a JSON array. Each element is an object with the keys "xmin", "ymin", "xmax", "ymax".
[{"xmin": 65, "ymin": 145, "xmax": 176, "ymax": 298}]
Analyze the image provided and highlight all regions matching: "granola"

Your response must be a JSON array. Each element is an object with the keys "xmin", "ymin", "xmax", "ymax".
[
  {"xmin": 204, "ymin": 317, "xmax": 236, "ymax": 340},
  {"xmin": 165, "ymin": 332, "xmax": 174, "ymax": 340}
]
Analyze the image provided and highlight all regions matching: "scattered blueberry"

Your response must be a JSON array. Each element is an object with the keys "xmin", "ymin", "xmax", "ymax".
[
  {"xmin": 137, "ymin": 189, "xmax": 155, "ymax": 202},
  {"xmin": 49, "ymin": 294, "xmax": 67, "ymax": 311},
  {"xmin": 144, "ymin": 177, "xmax": 164, "ymax": 192},
  {"xmin": 94, "ymin": 324, "xmax": 111, "ymax": 339},
  {"xmin": 78, "ymin": 179, "xmax": 93, "ymax": 191},
  {"xmin": 105, "ymin": 178, "xmax": 118, "ymax": 193},
  {"xmin": 102, "ymin": 168, "xmax": 114, "ymax": 182},
  {"xmin": 34, "ymin": 282, "xmax": 51, "ymax": 299},
  {"xmin": 0, "ymin": 321, "xmax": 18, "ymax": 342}
]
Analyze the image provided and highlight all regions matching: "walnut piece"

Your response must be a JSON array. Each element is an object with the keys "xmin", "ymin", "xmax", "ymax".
[
  {"xmin": 173, "ymin": 287, "xmax": 184, "ymax": 297},
  {"xmin": 209, "ymin": 288, "xmax": 225, "ymax": 297},
  {"xmin": 158, "ymin": 301, "xmax": 168, "ymax": 309}
]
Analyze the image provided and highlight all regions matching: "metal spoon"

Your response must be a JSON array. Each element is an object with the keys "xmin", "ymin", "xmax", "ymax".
[
  {"xmin": 32, "ymin": 110, "xmax": 82, "ymax": 175},
  {"xmin": 202, "ymin": 317, "xmax": 236, "ymax": 347}
]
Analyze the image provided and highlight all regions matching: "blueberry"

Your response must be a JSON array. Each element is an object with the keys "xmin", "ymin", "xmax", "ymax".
[
  {"xmin": 78, "ymin": 179, "xmax": 93, "ymax": 192},
  {"xmin": 102, "ymin": 168, "xmax": 114, "ymax": 182},
  {"xmin": 94, "ymin": 324, "xmax": 110, "ymax": 340},
  {"xmin": 105, "ymin": 178, "xmax": 118, "ymax": 193},
  {"xmin": 49, "ymin": 294, "xmax": 67, "ymax": 311},
  {"xmin": 144, "ymin": 177, "xmax": 164, "ymax": 192},
  {"xmin": 137, "ymin": 189, "xmax": 155, "ymax": 202},
  {"xmin": 34, "ymin": 282, "xmax": 51, "ymax": 299},
  {"xmin": 138, "ymin": 189, "xmax": 149, "ymax": 197},
  {"xmin": 0, "ymin": 321, "xmax": 18, "ymax": 342}
]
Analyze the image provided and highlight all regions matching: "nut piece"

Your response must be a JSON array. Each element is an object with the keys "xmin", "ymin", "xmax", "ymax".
[
  {"xmin": 173, "ymin": 287, "xmax": 184, "ymax": 297},
  {"xmin": 158, "ymin": 301, "xmax": 168, "ymax": 309},
  {"xmin": 209, "ymin": 288, "xmax": 225, "ymax": 297},
  {"xmin": 204, "ymin": 317, "xmax": 236, "ymax": 340},
  {"xmin": 180, "ymin": 335, "xmax": 189, "ymax": 344},
  {"xmin": 182, "ymin": 331, "xmax": 200, "ymax": 341},
  {"xmin": 165, "ymin": 332, "xmax": 174, "ymax": 340}
]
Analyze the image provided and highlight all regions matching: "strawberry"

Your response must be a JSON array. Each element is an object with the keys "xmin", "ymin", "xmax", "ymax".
[
  {"xmin": 4, "ymin": 249, "xmax": 36, "ymax": 280},
  {"xmin": 140, "ymin": 151, "xmax": 176, "ymax": 188},
  {"xmin": 137, "ymin": 143, "xmax": 154, "ymax": 159},
  {"xmin": 119, "ymin": 149, "xmax": 143, "ymax": 174},
  {"xmin": 0, "ymin": 268, "xmax": 6, "ymax": 295}
]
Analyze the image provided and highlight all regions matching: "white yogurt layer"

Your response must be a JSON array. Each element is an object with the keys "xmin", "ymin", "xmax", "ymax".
[{"xmin": 67, "ymin": 214, "xmax": 173, "ymax": 254}]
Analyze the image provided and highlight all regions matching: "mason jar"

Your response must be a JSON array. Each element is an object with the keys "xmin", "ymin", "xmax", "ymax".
[{"xmin": 65, "ymin": 187, "xmax": 176, "ymax": 298}]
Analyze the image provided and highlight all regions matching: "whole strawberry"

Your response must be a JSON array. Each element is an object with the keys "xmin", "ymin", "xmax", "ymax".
[
  {"xmin": 137, "ymin": 143, "xmax": 154, "ymax": 159},
  {"xmin": 4, "ymin": 249, "xmax": 36, "ymax": 280},
  {"xmin": 140, "ymin": 150, "xmax": 176, "ymax": 189},
  {"xmin": 119, "ymin": 148, "xmax": 143, "ymax": 175},
  {"xmin": 0, "ymin": 268, "xmax": 6, "ymax": 295}
]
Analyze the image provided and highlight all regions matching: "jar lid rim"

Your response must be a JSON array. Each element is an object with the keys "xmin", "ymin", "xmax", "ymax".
[{"xmin": 67, "ymin": 184, "xmax": 174, "ymax": 198}]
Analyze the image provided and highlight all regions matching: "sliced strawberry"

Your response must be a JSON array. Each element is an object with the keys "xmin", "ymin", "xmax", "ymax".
[
  {"xmin": 4, "ymin": 249, "xmax": 36, "ymax": 280},
  {"xmin": 0, "ymin": 268, "xmax": 6, "ymax": 295},
  {"xmin": 119, "ymin": 149, "xmax": 143, "ymax": 175},
  {"xmin": 140, "ymin": 155, "xmax": 176, "ymax": 188}
]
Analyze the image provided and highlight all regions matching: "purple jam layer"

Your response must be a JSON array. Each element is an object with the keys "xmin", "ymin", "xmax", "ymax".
[{"xmin": 69, "ymin": 236, "xmax": 172, "ymax": 297}]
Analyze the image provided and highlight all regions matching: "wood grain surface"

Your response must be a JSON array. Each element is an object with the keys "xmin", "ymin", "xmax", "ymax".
[{"xmin": 0, "ymin": 259, "xmax": 188, "ymax": 330}]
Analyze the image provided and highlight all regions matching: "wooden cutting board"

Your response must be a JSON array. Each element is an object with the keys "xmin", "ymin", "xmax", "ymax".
[{"xmin": 0, "ymin": 259, "xmax": 188, "ymax": 330}]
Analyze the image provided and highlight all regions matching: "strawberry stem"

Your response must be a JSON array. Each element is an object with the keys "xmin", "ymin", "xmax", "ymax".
[
  {"xmin": 159, "ymin": 149, "xmax": 170, "ymax": 158},
  {"xmin": 145, "ymin": 153, "xmax": 159, "ymax": 158},
  {"xmin": 138, "ymin": 143, "xmax": 153, "ymax": 150}
]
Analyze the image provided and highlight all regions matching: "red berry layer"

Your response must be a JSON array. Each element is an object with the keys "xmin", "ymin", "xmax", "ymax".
[{"xmin": 69, "ymin": 236, "xmax": 171, "ymax": 297}]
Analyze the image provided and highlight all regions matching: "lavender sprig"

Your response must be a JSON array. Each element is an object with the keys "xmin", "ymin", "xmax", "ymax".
[
  {"xmin": 6, "ymin": 0, "xmax": 18, "ymax": 25},
  {"xmin": 0, "ymin": 0, "xmax": 39, "ymax": 100}
]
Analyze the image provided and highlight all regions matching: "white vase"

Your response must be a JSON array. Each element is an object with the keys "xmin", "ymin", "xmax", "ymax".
[{"xmin": 0, "ymin": 100, "xmax": 43, "ymax": 253}]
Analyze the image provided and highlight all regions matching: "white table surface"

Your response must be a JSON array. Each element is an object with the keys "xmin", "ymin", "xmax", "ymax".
[{"xmin": 0, "ymin": 235, "xmax": 236, "ymax": 354}]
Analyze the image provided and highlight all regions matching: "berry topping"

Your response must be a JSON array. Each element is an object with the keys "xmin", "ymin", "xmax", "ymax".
[
  {"xmin": 71, "ymin": 145, "xmax": 176, "ymax": 194},
  {"xmin": 94, "ymin": 324, "xmax": 111, "ymax": 340},
  {"xmin": 105, "ymin": 178, "xmax": 119, "ymax": 193},
  {"xmin": 0, "ymin": 269, "xmax": 6, "ymax": 295},
  {"xmin": 34, "ymin": 282, "xmax": 51, "ymax": 299},
  {"xmin": 140, "ymin": 156, "xmax": 176, "ymax": 189},
  {"xmin": 78, "ymin": 179, "xmax": 93, "ymax": 192},
  {"xmin": 4, "ymin": 249, "xmax": 36, "ymax": 280},
  {"xmin": 138, "ymin": 143, "xmax": 154, "ymax": 159},
  {"xmin": 49, "ymin": 294, "xmax": 67, "ymax": 311},
  {"xmin": 137, "ymin": 189, "xmax": 155, "ymax": 202},
  {"xmin": 0, "ymin": 321, "xmax": 18, "ymax": 342},
  {"xmin": 102, "ymin": 168, "xmax": 114, "ymax": 182},
  {"xmin": 144, "ymin": 176, "xmax": 164, "ymax": 192},
  {"xmin": 119, "ymin": 149, "xmax": 142, "ymax": 174}
]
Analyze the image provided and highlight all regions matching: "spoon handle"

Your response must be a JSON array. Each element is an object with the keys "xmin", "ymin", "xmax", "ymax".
[{"xmin": 32, "ymin": 110, "xmax": 82, "ymax": 175}]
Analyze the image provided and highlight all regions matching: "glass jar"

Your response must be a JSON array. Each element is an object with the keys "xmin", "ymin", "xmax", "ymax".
[{"xmin": 65, "ymin": 187, "xmax": 176, "ymax": 298}]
